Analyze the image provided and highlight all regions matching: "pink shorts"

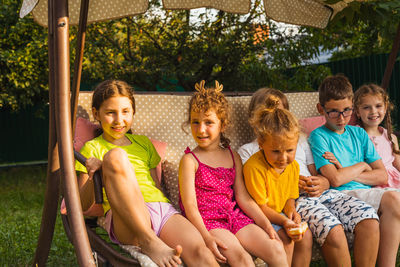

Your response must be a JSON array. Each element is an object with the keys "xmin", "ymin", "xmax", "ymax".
[{"xmin": 105, "ymin": 202, "xmax": 179, "ymax": 244}]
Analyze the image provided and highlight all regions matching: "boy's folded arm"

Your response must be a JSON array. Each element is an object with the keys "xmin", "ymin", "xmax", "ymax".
[
  {"xmin": 354, "ymin": 159, "xmax": 388, "ymax": 186},
  {"xmin": 319, "ymin": 162, "xmax": 368, "ymax": 187}
]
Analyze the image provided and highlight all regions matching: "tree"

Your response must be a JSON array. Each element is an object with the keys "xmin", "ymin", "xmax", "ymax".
[
  {"xmin": 0, "ymin": 0, "xmax": 48, "ymax": 111},
  {"xmin": 80, "ymin": 0, "xmax": 329, "ymax": 92},
  {"xmin": 305, "ymin": 0, "xmax": 400, "ymax": 61}
]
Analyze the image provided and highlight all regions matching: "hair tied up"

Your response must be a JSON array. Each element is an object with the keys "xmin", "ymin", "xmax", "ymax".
[
  {"xmin": 195, "ymin": 80, "xmax": 206, "ymax": 92},
  {"xmin": 265, "ymin": 95, "xmax": 281, "ymax": 110}
]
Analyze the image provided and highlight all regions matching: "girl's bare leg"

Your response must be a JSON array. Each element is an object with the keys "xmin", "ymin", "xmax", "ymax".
[
  {"xmin": 353, "ymin": 219, "xmax": 379, "ymax": 267},
  {"xmin": 102, "ymin": 148, "xmax": 181, "ymax": 267},
  {"xmin": 209, "ymin": 228, "xmax": 255, "ymax": 267},
  {"xmin": 235, "ymin": 224, "xmax": 289, "ymax": 267},
  {"xmin": 292, "ymin": 229, "xmax": 312, "ymax": 267},
  {"xmin": 321, "ymin": 225, "xmax": 351, "ymax": 267},
  {"xmin": 376, "ymin": 191, "xmax": 400, "ymax": 267},
  {"xmin": 160, "ymin": 214, "xmax": 219, "ymax": 267}
]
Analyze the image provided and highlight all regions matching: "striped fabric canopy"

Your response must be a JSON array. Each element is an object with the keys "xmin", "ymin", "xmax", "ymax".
[{"xmin": 20, "ymin": 0, "xmax": 363, "ymax": 29}]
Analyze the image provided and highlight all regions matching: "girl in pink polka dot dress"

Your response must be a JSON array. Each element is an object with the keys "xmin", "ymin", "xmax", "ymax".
[{"xmin": 178, "ymin": 80, "xmax": 288, "ymax": 267}]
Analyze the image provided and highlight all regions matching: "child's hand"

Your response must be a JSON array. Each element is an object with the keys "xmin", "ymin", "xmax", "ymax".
[
  {"xmin": 323, "ymin": 152, "xmax": 342, "ymax": 169},
  {"xmin": 264, "ymin": 221, "xmax": 281, "ymax": 240},
  {"xmin": 85, "ymin": 157, "xmax": 102, "ymax": 180},
  {"xmin": 303, "ymin": 175, "xmax": 329, "ymax": 197},
  {"xmin": 283, "ymin": 203, "xmax": 298, "ymax": 223},
  {"xmin": 204, "ymin": 235, "xmax": 227, "ymax": 263},
  {"xmin": 283, "ymin": 219, "xmax": 306, "ymax": 242},
  {"xmin": 298, "ymin": 175, "xmax": 310, "ymax": 191}
]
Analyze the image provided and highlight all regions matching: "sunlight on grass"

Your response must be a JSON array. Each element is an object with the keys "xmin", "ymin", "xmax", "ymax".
[{"xmin": 0, "ymin": 165, "xmax": 77, "ymax": 266}]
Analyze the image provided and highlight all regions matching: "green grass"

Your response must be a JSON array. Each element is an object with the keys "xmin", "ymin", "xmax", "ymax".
[
  {"xmin": 0, "ymin": 165, "xmax": 77, "ymax": 266},
  {"xmin": 0, "ymin": 165, "xmax": 398, "ymax": 266}
]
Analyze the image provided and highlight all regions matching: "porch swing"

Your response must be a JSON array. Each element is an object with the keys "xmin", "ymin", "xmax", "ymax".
[{"xmin": 18, "ymin": 0, "xmax": 400, "ymax": 266}]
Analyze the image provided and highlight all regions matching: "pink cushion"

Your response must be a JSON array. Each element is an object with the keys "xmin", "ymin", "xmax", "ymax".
[
  {"xmin": 74, "ymin": 117, "xmax": 100, "ymax": 151},
  {"xmin": 299, "ymin": 116, "xmax": 326, "ymax": 136},
  {"xmin": 61, "ymin": 117, "xmax": 167, "ymax": 217}
]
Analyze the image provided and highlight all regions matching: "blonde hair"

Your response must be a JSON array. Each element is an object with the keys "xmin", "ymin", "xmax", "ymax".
[
  {"xmin": 354, "ymin": 84, "xmax": 399, "ymax": 154},
  {"xmin": 250, "ymin": 95, "xmax": 299, "ymax": 143},
  {"xmin": 248, "ymin": 88, "xmax": 289, "ymax": 118},
  {"xmin": 185, "ymin": 80, "xmax": 231, "ymax": 148}
]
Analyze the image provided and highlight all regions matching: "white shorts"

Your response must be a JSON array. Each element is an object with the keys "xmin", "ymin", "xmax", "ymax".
[{"xmin": 342, "ymin": 188, "xmax": 399, "ymax": 211}]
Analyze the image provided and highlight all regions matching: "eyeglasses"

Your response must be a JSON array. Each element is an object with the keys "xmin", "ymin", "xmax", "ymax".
[{"xmin": 323, "ymin": 107, "xmax": 353, "ymax": 118}]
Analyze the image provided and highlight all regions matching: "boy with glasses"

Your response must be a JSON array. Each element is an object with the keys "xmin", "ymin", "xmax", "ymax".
[{"xmin": 309, "ymin": 74, "xmax": 400, "ymax": 266}]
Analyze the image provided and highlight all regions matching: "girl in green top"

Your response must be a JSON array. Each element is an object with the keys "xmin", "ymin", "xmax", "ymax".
[{"xmin": 77, "ymin": 80, "xmax": 218, "ymax": 267}]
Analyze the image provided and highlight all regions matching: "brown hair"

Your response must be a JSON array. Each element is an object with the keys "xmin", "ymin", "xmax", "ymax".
[
  {"xmin": 248, "ymin": 88, "xmax": 289, "ymax": 118},
  {"xmin": 185, "ymin": 80, "xmax": 231, "ymax": 148},
  {"xmin": 92, "ymin": 80, "xmax": 135, "ymax": 113},
  {"xmin": 318, "ymin": 74, "xmax": 353, "ymax": 106},
  {"xmin": 354, "ymin": 84, "xmax": 399, "ymax": 154},
  {"xmin": 250, "ymin": 94, "xmax": 299, "ymax": 143}
]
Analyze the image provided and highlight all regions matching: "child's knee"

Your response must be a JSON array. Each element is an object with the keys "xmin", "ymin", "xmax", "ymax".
[
  {"xmin": 380, "ymin": 191, "xmax": 400, "ymax": 217},
  {"xmin": 189, "ymin": 243, "xmax": 216, "ymax": 265},
  {"xmin": 231, "ymin": 250, "xmax": 254, "ymax": 266},
  {"xmin": 268, "ymin": 239, "xmax": 288, "ymax": 263},
  {"xmin": 324, "ymin": 225, "xmax": 347, "ymax": 248},
  {"xmin": 103, "ymin": 148, "xmax": 130, "ymax": 170},
  {"xmin": 355, "ymin": 218, "xmax": 379, "ymax": 237}
]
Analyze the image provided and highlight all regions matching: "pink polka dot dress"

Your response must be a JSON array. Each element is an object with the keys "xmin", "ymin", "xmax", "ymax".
[{"xmin": 179, "ymin": 147, "xmax": 253, "ymax": 234}]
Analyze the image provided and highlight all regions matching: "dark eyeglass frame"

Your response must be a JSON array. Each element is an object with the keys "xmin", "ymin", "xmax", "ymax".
[{"xmin": 322, "ymin": 106, "xmax": 353, "ymax": 119}]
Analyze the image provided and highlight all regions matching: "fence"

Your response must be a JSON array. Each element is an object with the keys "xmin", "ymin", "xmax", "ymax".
[{"xmin": 1, "ymin": 52, "xmax": 400, "ymax": 164}]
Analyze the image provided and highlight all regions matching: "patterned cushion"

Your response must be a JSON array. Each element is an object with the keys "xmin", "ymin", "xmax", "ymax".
[
  {"xmin": 77, "ymin": 91, "xmax": 320, "ymax": 209},
  {"xmin": 78, "ymin": 91, "xmax": 323, "ymax": 263}
]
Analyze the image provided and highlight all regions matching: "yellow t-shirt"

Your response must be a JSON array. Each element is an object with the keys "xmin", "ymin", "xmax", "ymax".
[
  {"xmin": 243, "ymin": 150, "xmax": 299, "ymax": 213},
  {"xmin": 75, "ymin": 134, "xmax": 169, "ymax": 215}
]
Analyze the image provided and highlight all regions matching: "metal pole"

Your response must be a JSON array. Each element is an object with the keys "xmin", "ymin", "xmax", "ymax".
[
  {"xmin": 71, "ymin": 0, "xmax": 90, "ymax": 133},
  {"xmin": 32, "ymin": 0, "xmax": 60, "ymax": 265},
  {"xmin": 52, "ymin": 0, "xmax": 95, "ymax": 265}
]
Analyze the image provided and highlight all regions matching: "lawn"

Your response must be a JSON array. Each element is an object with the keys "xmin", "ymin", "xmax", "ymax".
[
  {"xmin": 0, "ymin": 165, "xmax": 398, "ymax": 266},
  {"xmin": 0, "ymin": 165, "xmax": 77, "ymax": 266}
]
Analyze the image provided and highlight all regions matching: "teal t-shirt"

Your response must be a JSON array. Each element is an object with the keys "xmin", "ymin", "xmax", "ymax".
[
  {"xmin": 309, "ymin": 125, "xmax": 381, "ymax": 191},
  {"xmin": 76, "ymin": 134, "xmax": 169, "ymax": 214}
]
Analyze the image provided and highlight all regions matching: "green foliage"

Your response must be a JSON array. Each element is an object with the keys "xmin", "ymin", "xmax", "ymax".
[
  {"xmin": 79, "ymin": 0, "xmax": 327, "ymax": 92},
  {"xmin": 0, "ymin": 0, "xmax": 48, "ymax": 111},
  {"xmin": 5, "ymin": 0, "xmax": 400, "ymax": 110},
  {"xmin": 305, "ymin": 0, "xmax": 400, "ymax": 61}
]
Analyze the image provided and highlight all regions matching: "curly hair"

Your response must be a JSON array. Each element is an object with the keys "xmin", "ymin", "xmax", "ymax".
[
  {"xmin": 250, "ymin": 94, "xmax": 299, "ymax": 143},
  {"xmin": 354, "ymin": 83, "xmax": 399, "ymax": 154},
  {"xmin": 184, "ymin": 81, "xmax": 231, "ymax": 148}
]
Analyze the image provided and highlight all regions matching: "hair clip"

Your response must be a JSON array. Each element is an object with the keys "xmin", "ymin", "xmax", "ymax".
[
  {"xmin": 195, "ymin": 80, "xmax": 206, "ymax": 92},
  {"xmin": 215, "ymin": 81, "xmax": 223, "ymax": 92}
]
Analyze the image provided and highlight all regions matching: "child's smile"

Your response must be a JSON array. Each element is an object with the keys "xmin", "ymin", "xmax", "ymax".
[
  {"xmin": 356, "ymin": 94, "xmax": 386, "ymax": 130},
  {"xmin": 93, "ymin": 96, "xmax": 134, "ymax": 145},
  {"xmin": 190, "ymin": 109, "xmax": 222, "ymax": 149}
]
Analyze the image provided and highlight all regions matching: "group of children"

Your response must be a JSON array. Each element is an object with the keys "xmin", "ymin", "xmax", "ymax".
[{"xmin": 76, "ymin": 75, "xmax": 400, "ymax": 267}]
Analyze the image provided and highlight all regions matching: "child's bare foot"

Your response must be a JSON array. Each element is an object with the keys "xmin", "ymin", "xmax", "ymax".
[{"xmin": 141, "ymin": 236, "xmax": 183, "ymax": 267}]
